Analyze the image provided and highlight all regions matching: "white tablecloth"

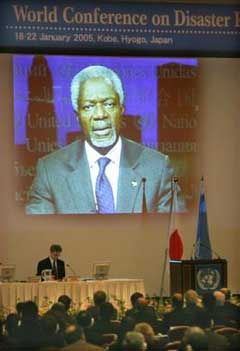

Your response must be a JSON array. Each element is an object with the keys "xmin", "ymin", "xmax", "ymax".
[{"xmin": 0, "ymin": 279, "xmax": 145, "ymax": 314}]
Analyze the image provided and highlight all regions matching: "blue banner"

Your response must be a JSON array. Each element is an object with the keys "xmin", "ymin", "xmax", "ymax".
[{"xmin": 0, "ymin": 0, "xmax": 240, "ymax": 54}]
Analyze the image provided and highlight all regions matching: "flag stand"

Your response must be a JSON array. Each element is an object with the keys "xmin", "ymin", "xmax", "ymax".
[{"xmin": 159, "ymin": 177, "xmax": 178, "ymax": 298}]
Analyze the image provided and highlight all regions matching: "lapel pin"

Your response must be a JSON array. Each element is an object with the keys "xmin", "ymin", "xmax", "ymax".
[{"xmin": 131, "ymin": 180, "xmax": 138, "ymax": 187}]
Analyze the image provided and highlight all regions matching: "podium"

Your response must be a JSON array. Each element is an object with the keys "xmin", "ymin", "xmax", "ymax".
[{"xmin": 170, "ymin": 259, "xmax": 227, "ymax": 295}]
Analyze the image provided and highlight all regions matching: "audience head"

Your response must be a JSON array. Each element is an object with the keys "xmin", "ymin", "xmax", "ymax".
[
  {"xmin": 58, "ymin": 295, "xmax": 72, "ymax": 311},
  {"xmin": 182, "ymin": 326, "xmax": 208, "ymax": 351},
  {"xmin": 93, "ymin": 290, "xmax": 107, "ymax": 306},
  {"xmin": 134, "ymin": 323, "xmax": 155, "ymax": 343},
  {"xmin": 130, "ymin": 292, "xmax": 144, "ymax": 308},
  {"xmin": 184, "ymin": 290, "xmax": 199, "ymax": 307},
  {"xmin": 172, "ymin": 293, "xmax": 183, "ymax": 309},
  {"xmin": 202, "ymin": 292, "xmax": 216, "ymax": 311},
  {"xmin": 220, "ymin": 287, "xmax": 231, "ymax": 301},
  {"xmin": 76, "ymin": 310, "xmax": 93, "ymax": 328},
  {"xmin": 5, "ymin": 313, "xmax": 19, "ymax": 337},
  {"xmin": 214, "ymin": 291, "xmax": 225, "ymax": 306},
  {"xmin": 21, "ymin": 300, "xmax": 39, "ymax": 322},
  {"xmin": 51, "ymin": 302, "xmax": 67, "ymax": 314},
  {"xmin": 64, "ymin": 324, "xmax": 84, "ymax": 345},
  {"xmin": 122, "ymin": 331, "xmax": 147, "ymax": 351},
  {"xmin": 99, "ymin": 302, "xmax": 115, "ymax": 321},
  {"xmin": 136, "ymin": 297, "xmax": 149, "ymax": 311}
]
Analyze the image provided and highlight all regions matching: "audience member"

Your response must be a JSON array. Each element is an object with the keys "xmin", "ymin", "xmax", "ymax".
[
  {"xmin": 125, "ymin": 292, "xmax": 144, "ymax": 318},
  {"xmin": 0, "ymin": 289, "xmax": 237, "ymax": 351},
  {"xmin": 213, "ymin": 290, "xmax": 229, "ymax": 326},
  {"xmin": 178, "ymin": 326, "xmax": 208, "ymax": 351},
  {"xmin": 76, "ymin": 310, "xmax": 94, "ymax": 342},
  {"xmin": 122, "ymin": 331, "xmax": 147, "ymax": 351},
  {"xmin": 87, "ymin": 290, "xmax": 117, "ymax": 321},
  {"xmin": 134, "ymin": 322, "xmax": 168, "ymax": 351},
  {"xmin": 61, "ymin": 324, "xmax": 104, "ymax": 351},
  {"xmin": 88, "ymin": 302, "xmax": 121, "ymax": 345},
  {"xmin": 201, "ymin": 293, "xmax": 217, "ymax": 329},
  {"xmin": 183, "ymin": 290, "xmax": 205, "ymax": 328},
  {"xmin": 162, "ymin": 293, "xmax": 185, "ymax": 332},
  {"xmin": 220, "ymin": 288, "xmax": 240, "ymax": 327},
  {"xmin": 58, "ymin": 295, "xmax": 72, "ymax": 313},
  {"xmin": 126, "ymin": 293, "xmax": 158, "ymax": 331},
  {"xmin": 40, "ymin": 313, "xmax": 65, "ymax": 348},
  {"xmin": 15, "ymin": 300, "xmax": 45, "ymax": 349}
]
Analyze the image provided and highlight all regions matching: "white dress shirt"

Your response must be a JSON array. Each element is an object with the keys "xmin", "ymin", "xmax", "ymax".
[
  {"xmin": 85, "ymin": 138, "xmax": 122, "ymax": 211},
  {"xmin": 49, "ymin": 257, "xmax": 57, "ymax": 275}
]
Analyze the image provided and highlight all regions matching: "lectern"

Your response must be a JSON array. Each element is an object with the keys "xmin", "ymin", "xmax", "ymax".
[{"xmin": 170, "ymin": 259, "xmax": 227, "ymax": 295}]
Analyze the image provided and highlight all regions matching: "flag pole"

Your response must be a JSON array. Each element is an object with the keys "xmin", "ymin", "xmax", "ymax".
[
  {"xmin": 159, "ymin": 176, "xmax": 178, "ymax": 298},
  {"xmin": 195, "ymin": 176, "xmax": 212, "ymax": 260}
]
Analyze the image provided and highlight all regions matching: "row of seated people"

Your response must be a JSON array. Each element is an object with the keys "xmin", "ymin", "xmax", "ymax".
[
  {"xmin": 161, "ymin": 288, "xmax": 240, "ymax": 332},
  {"xmin": 0, "ymin": 288, "xmax": 239, "ymax": 350}
]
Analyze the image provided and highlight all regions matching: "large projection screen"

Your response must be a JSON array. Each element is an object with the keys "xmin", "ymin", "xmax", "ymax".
[{"xmin": 0, "ymin": 54, "xmax": 239, "ymax": 295}]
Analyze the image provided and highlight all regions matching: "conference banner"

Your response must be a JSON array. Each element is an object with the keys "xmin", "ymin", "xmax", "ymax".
[{"xmin": 0, "ymin": 0, "xmax": 240, "ymax": 54}]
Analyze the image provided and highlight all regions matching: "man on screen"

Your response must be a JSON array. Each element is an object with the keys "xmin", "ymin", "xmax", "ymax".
[
  {"xmin": 26, "ymin": 65, "xmax": 185, "ymax": 214},
  {"xmin": 37, "ymin": 244, "xmax": 65, "ymax": 280}
]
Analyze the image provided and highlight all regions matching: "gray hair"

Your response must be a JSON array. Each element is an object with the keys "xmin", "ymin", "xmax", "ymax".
[
  {"xmin": 122, "ymin": 331, "xmax": 147, "ymax": 351},
  {"xmin": 70, "ymin": 65, "xmax": 124, "ymax": 113}
]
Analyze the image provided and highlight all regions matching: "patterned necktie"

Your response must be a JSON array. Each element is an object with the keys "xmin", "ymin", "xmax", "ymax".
[
  {"xmin": 52, "ymin": 260, "xmax": 57, "ymax": 279},
  {"xmin": 95, "ymin": 157, "xmax": 115, "ymax": 214}
]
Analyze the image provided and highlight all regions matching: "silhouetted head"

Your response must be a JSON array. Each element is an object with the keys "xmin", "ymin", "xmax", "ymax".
[
  {"xmin": 182, "ymin": 327, "xmax": 208, "ymax": 351},
  {"xmin": 184, "ymin": 290, "xmax": 199, "ymax": 307},
  {"xmin": 130, "ymin": 292, "xmax": 144, "ymax": 308},
  {"xmin": 64, "ymin": 324, "xmax": 84, "ymax": 345},
  {"xmin": 172, "ymin": 293, "xmax": 183, "ymax": 309},
  {"xmin": 76, "ymin": 310, "xmax": 93, "ymax": 328},
  {"xmin": 21, "ymin": 301, "xmax": 39, "ymax": 322},
  {"xmin": 93, "ymin": 290, "xmax": 107, "ymax": 306},
  {"xmin": 58, "ymin": 295, "xmax": 72, "ymax": 311}
]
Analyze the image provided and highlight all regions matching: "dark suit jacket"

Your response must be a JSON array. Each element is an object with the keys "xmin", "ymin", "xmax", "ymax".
[
  {"xmin": 37, "ymin": 257, "xmax": 65, "ymax": 280},
  {"xmin": 162, "ymin": 307, "xmax": 186, "ymax": 332},
  {"xmin": 26, "ymin": 137, "xmax": 185, "ymax": 214}
]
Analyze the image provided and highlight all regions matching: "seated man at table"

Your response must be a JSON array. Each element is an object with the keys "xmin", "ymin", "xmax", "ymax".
[{"xmin": 37, "ymin": 244, "xmax": 65, "ymax": 280}]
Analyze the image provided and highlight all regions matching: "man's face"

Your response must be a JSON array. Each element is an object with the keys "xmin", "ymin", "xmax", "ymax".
[
  {"xmin": 50, "ymin": 251, "xmax": 61, "ymax": 260},
  {"xmin": 77, "ymin": 77, "xmax": 124, "ymax": 149}
]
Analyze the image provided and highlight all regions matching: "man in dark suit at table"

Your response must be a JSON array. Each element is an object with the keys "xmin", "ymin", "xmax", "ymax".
[
  {"xmin": 26, "ymin": 65, "xmax": 185, "ymax": 214},
  {"xmin": 37, "ymin": 244, "xmax": 65, "ymax": 280}
]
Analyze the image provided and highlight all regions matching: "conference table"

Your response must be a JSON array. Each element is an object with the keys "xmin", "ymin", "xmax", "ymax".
[{"xmin": 0, "ymin": 278, "xmax": 145, "ymax": 315}]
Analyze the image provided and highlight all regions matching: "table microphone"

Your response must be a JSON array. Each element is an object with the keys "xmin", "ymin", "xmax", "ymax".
[{"xmin": 66, "ymin": 263, "xmax": 77, "ymax": 276}]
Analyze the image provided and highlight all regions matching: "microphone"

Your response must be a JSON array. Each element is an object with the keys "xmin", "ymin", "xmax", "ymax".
[
  {"xmin": 131, "ymin": 177, "xmax": 147, "ymax": 213},
  {"xmin": 190, "ymin": 244, "xmax": 195, "ymax": 260},
  {"xmin": 142, "ymin": 177, "xmax": 147, "ymax": 213},
  {"xmin": 66, "ymin": 263, "xmax": 77, "ymax": 276}
]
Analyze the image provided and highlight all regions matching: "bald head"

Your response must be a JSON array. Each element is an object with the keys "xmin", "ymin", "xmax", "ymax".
[{"xmin": 214, "ymin": 291, "xmax": 225, "ymax": 306}]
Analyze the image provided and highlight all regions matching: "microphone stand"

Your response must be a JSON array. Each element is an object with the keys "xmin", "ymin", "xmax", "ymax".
[{"xmin": 66, "ymin": 264, "xmax": 77, "ymax": 276}]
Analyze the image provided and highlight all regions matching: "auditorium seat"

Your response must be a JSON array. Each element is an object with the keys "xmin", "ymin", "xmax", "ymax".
[
  {"xmin": 164, "ymin": 340, "xmax": 181, "ymax": 350},
  {"xmin": 168, "ymin": 325, "xmax": 189, "ymax": 341},
  {"xmin": 101, "ymin": 333, "xmax": 118, "ymax": 348},
  {"xmin": 214, "ymin": 327, "xmax": 239, "ymax": 338}
]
